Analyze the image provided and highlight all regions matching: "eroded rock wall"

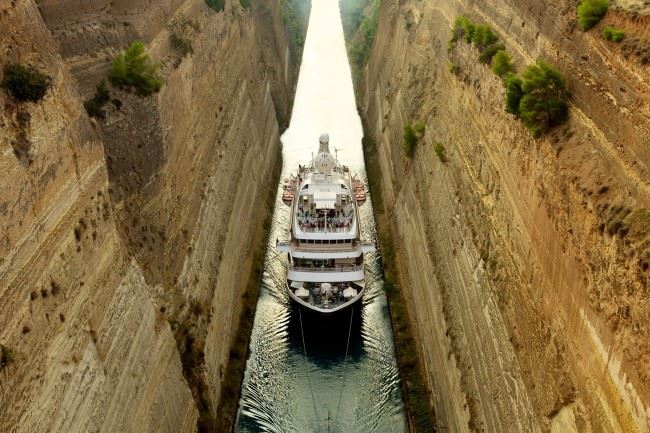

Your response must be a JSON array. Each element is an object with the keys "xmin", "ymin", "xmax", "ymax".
[
  {"xmin": 360, "ymin": 1, "xmax": 650, "ymax": 432},
  {"xmin": 0, "ymin": 1, "xmax": 197, "ymax": 432},
  {"xmin": 1, "ymin": 0, "xmax": 299, "ymax": 431}
]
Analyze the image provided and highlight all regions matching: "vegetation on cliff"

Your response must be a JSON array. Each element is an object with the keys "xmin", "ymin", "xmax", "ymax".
[
  {"xmin": 341, "ymin": 0, "xmax": 381, "ymax": 72},
  {"xmin": 577, "ymin": 0, "xmax": 609, "ymax": 31},
  {"xmin": 602, "ymin": 26, "xmax": 625, "ymax": 42},
  {"xmin": 281, "ymin": 0, "xmax": 311, "ymax": 50},
  {"xmin": 84, "ymin": 80, "xmax": 111, "ymax": 119},
  {"xmin": 511, "ymin": 60, "xmax": 570, "ymax": 136},
  {"xmin": 109, "ymin": 41, "xmax": 163, "ymax": 96},
  {"xmin": 433, "ymin": 142, "xmax": 448, "ymax": 163},
  {"xmin": 449, "ymin": 16, "xmax": 569, "ymax": 136},
  {"xmin": 491, "ymin": 50, "xmax": 515, "ymax": 77},
  {"xmin": 403, "ymin": 121, "xmax": 425, "ymax": 158},
  {"xmin": 450, "ymin": 17, "xmax": 503, "ymax": 65},
  {"xmin": 205, "ymin": 0, "xmax": 225, "ymax": 12},
  {"xmin": 1, "ymin": 63, "xmax": 51, "ymax": 102},
  {"xmin": 504, "ymin": 75, "xmax": 524, "ymax": 115}
]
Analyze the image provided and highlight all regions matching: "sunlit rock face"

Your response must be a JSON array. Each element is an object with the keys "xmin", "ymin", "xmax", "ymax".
[
  {"xmin": 358, "ymin": 0, "xmax": 650, "ymax": 432},
  {"xmin": 0, "ymin": 0, "xmax": 299, "ymax": 431}
]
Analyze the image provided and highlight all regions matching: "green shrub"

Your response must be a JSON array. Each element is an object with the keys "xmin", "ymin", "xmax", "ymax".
[
  {"xmin": 109, "ymin": 41, "xmax": 163, "ymax": 96},
  {"xmin": 505, "ymin": 74, "xmax": 524, "ymax": 115},
  {"xmin": 433, "ymin": 142, "xmax": 447, "ymax": 163},
  {"xmin": 84, "ymin": 80, "xmax": 111, "ymax": 119},
  {"xmin": 452, "ymin": 16, "xmax": 475, "ymax": 43},
  {"xmin": 281, "ymin": 0, "xmax": 310, "ymax": 49},
  {"xmin": 170, "ymin": 32, "xmax": 193, "ymax": 57},
  {"xmin": 403, "ymin": 123, "xmax": 417, "ymax": 158},
  {"xmin": 1, "ymin": 64, "xmax": 51, "ymax": 102},
  {"xmin": 240, "ymin": 0, "xmax": 251, "ymax": 8},
  {"xmin": 414, "ymin": 121, "xmax": 425, "ymax": 137},
  {"xmin": 448, "ymin": 62, "xmax": 459, "ymax": 75},
  {"xmin": 472, "ymin": 25, "xmax": 499, "ymax": 49},
  {"xmin": 205, "ymin": 0, "xmax": 225, "ymax": 12},
  {"xmin": 348, "ymin": 0, "xmax": 381, "ymax": 68},
  {"xmin": 0, "ymin": 344, "xmax": 13, "ymax": 370},
  {"xmin": 577, "ymin": 0, "xmax": 608, "ymax": 31},
  {"xmin": 492, "ymin": 49, "xmax": 515, "ymax": 76},
  {"xmin": 602, "ymin": 26, "xmax": 625, "ymax": 42},
  {"xmin": 519, "ymin": 60, "xmax": 570, "ymax": 136},
  {"xmin": 479, "ymin": 43, "xmax": 505, "ymax": 64}
]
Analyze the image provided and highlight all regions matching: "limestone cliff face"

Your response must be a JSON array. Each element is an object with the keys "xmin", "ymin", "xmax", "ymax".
[
  {"xmin": 1, "ymin": 0, "xmax": 298, "ymax": 431},
  {"xmin": 0, "ymin": 1, "xmax": 197, "ymax": 432},
  {"xmin": 360, "ymin": 1, "xmax": 649, "ymax": 432}
]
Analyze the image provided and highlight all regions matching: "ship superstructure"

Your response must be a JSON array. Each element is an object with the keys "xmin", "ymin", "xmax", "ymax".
[{"xmin": 277, "ymin": 134, "xmax": 373, "ymax": 314}]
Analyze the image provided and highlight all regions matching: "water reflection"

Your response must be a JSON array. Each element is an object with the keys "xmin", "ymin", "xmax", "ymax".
[{"xmin": 233, "ymin": 0, "xmax": 406, "ymax": 431}]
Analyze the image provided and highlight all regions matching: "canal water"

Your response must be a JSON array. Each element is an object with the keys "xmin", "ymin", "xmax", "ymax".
[{"xmin": 233, "ymin": 1, "xmax": 407, "ymax": 432}]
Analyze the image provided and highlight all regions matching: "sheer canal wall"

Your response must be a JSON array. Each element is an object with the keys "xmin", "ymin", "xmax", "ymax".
[
  {"xmin": 0, "ymin": 1, "xmax": 306, "ymax": 431},
  {"xmin": 356, "ymin": 0, "xmax": 650, "ymax": 432}
]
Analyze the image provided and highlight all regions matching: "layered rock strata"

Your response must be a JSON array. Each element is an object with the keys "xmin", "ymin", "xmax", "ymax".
[
  {"xmin": 360, "ymin": 1, "xmax": 650, "ymax": 432},
  {"xmin": 1, "ymin": 0, "xmax": 300, "ymax": 430}
]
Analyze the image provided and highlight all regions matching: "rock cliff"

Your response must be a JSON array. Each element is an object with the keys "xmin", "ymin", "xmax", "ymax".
[
  {"xmin": 359, "ymin": 0, "xmax": 650, "ymax": 432},
  {"xmin": 0, "ymin": 0, "xmax": 302, "ymax": 431}
]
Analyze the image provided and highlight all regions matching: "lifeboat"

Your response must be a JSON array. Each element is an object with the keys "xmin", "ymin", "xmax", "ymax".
[
  {"xmin": 282, "ymin": 177, "xmax": 295, "ymax": 204},
  {"xmin": 352, "ymin": 177, "xmax": 366, "ymax": 204}
]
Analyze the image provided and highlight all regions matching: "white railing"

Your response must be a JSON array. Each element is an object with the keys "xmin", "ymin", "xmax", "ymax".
[{"xmin": 289, "ymin": 265, "xmax": 363, "ymax": 273}]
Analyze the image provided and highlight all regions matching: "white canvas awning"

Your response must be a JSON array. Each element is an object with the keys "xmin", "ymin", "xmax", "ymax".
[
  {"xmin": 314, "ymin": 191, "xmax": 337, "ymax": 208},
  {"xmin": 290, "ymin": 281, "xmax": 304, "ymax": 289},
  {"xmin": 353, "ymin": 280, "xmax": 365, "ymax": 288}
]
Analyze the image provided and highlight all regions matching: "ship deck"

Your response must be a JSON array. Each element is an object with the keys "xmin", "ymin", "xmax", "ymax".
[{"xmin": 287, "ymin": 280, "xmax": 365, "ymax": 314}]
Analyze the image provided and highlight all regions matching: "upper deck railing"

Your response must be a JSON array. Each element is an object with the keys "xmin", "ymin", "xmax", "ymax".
[{"xmin": 288, "ymin": 265, "xmax": 364, "ymax": 273}]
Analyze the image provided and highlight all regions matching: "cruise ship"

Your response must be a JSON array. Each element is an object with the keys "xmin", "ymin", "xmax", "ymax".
[{"xmin": 277, "ymin": 133, "xmax": 374, "ymax": 314}]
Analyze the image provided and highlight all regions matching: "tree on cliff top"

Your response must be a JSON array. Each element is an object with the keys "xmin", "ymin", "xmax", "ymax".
[
  {"xmin": 109, "ymin": 41, "xmax": 163, "ymax": 96},
  {"xmin": 577, "ymin": 0, "xmax": 608, "ymax": 31},
  {"xmin": 518, "ymin": 60, "xmax": 570, "ymax": 136}
]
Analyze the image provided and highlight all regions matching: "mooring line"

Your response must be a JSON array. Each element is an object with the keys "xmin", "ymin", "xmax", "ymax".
[
  {"xmin": 335, "ymin": 306, "xmax": 355, "ymax": 423},
  {"xmin": 298, "ymin": 307, "xmax": 320, "ymax": 421}
]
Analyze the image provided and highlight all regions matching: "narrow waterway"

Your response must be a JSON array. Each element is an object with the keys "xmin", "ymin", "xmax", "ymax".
[{"xmin": 233, "ymin": 1, "xmax": 407, "ymax": 432}]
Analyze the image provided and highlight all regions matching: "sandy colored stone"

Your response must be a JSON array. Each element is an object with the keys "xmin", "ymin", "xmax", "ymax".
[{"xmin": 361, "ymin": 0, "xmax": 649, "ymax": 432}]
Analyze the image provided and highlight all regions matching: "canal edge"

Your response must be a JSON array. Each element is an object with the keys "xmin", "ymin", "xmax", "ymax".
[
  {"xmin": 214, "ymin": 144, "xmax": 284, "ymax": 433},
  {"xmin": 361, "ymin": 116, "xmax": 437, "ymax": 433}
]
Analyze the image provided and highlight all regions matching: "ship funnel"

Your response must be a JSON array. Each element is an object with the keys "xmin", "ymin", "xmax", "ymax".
[
  {"xmin": 318, "ymin": 133, "xmax": 330, "ymax": 153},
  {"xmin": 314, "ymin": 133, "xmax": 335, "ymax": 175}
]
